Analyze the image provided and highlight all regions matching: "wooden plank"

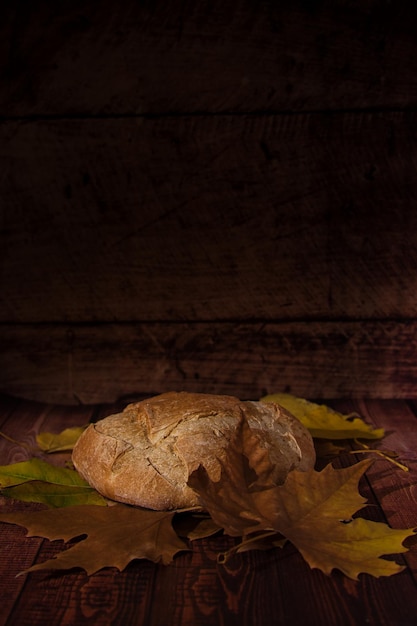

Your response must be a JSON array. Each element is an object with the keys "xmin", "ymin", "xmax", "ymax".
[
  {"xmin": 1, "ymin": 320, "xmax": 417, "ymax": 404},
  {"xmin": 1, "ymin": 113, "xmax": 417, "ymax": 323},
  {"xmin": 0, "ymin": 399, "xmax": 94, "ymax": 464},
  {"xmin": 4, "ymin": 508, "xmax": 417, "ymax": 626},
  {"xmin": 0, "ymin": 499, "xmax": 44, "ymax": 626},
  {"xmin": 0, "ymin": 400, "xmax": 97, "ymax": 626},
  {"xmin": 0, "ymin": 395, "xmax": 21, "ymax": 428},
  {"xmin": 0, "ymin": 399, "xmax": 92, "ymax": 625},
  {"xmin": 7, "ymin": 486, "xmax": 416, "ymax": 626},
  {"xmin": 1, "ymin": 1, "xmax": 417, "ymax": 116},
  {"xmin": 0, "ymin": 398, "xmax": 157, "ymax": 626},
  {"xmin": 1, "ymin": 397, "xmax": 417, "ymax": 625},
  {"xmin": 5, "ymin": 555, "xmax": 158, "ymax": 626},
  {"xmin": 331, "ymin": 399, "xmax": 417, "ymax": 580},
  {"xmin": 0, "ymin": 397, "xmax": 45, "ymax": 624}
]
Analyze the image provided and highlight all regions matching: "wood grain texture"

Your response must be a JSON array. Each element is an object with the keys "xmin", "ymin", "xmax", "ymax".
[
  {"xmin": 331, "ymin": 399, "xmax": 417, "ymax": 582},
  {"xmin": 4, "ymin": 556, "xmax": 158, "ymax": 626},
  {"xmin": 1, "ymin": 112, "xmax": 417, "ymax": 324},
  {"xmin": 0, "ymin": 399, "xmax": 96, "ymax": 626},
  {"xmin": 1, "ymin": 397, "xmax": 417, "ymax": 625},
  {"xmin": 1, "ymin": 320, "xmax": 417, "ymax": 404},
  {"xmin": 1, "ymin": 0, "xmax": 417, "ymax": 403},
  {"xmin": 1, "ymin": 0, "xmax": 417, "ymax": 116}
]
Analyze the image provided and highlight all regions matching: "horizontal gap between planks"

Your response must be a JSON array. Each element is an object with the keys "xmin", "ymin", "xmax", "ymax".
[
  {"xmin": 1, "ymin": 317, "xmax": 417, "ymax": 327},
  {"xmin": 2, "ymin": 104, "xmax": 417, "ymax": 123}
]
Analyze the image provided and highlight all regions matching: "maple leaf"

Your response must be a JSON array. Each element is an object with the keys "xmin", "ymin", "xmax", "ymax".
[
  {"xmin": 188, "ymin": 417, "xmax": 280, "ymax": 537},
  {"xmin": 261, "ymin": 393, "xmax": 384, "ymax": 440},
  {"xmin": 0, "ymin": 504, "xmax": 189, "ymax": 574},
  {"xmin": 264, "ymin": 462, "xmax": 414, "ymax": 579},
  {"xmin": 188, "ymin": 421, "xmax": 415, "ymax": 579}
]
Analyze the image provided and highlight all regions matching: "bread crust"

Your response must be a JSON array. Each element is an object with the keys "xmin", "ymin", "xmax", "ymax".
[{"xmin": 72, "ymin": 391, "xmax": 315, "ymax": 510}]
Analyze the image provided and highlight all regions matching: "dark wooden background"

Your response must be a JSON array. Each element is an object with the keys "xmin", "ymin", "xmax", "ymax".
[{"xmin": 1, "ymin": 0, "xmax": 417, "ymax": 404}]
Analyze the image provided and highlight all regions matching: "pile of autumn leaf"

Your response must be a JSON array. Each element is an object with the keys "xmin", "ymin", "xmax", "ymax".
[{"xmin": 0, "ymin": 393, "xmax": 415, "ymax": 580}]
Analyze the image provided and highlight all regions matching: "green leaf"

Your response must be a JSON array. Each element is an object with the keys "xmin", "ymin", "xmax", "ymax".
[
  {"xmin": 0, "ymin": 458, "xmax": 90, "ymax": 488},
  {"xmin": 36, "ymin": 426, "xmax": 87, "ymax": 453},
  {"xmin": 261, "ymin": 394, "xmax": 384, "ymax": 440},
  {"xmin": 0, "ymin": 458, "xmax": 108, "ymax": 507},
  {"xmin": 2, "ymin": 481, "xmax": 107, "ymax": 508}
]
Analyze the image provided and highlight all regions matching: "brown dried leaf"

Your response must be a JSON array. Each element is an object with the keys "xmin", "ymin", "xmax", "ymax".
[
  {"xmin": 188, "ymin": 421, "xmax": 415, "ymax": 579},
  {"xmin": 188, "ymin": 418, "xmax": 278, "ymax": 536},
  {"xmin": 0, "ymin": 504, "xmax": 188, "ymax": 574}
]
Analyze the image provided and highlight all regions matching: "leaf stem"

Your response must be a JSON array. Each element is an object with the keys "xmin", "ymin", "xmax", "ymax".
[
  {"xmin": 350, "ymin": 441, "xmax": 409, "ymax": 472},
  {"xmin": 217, "ymin": 530, "xmax": 282, "ymax": 564}
]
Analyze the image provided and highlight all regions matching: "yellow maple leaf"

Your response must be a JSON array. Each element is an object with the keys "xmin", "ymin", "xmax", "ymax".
[
  {"xmin": 267, "ymin": 461, "xmax": 414, "ymax": 579},
  {"xmin": 36, "ymin": 426, "xmax": 87, "ymax": 452},
  {"xmin": 261, "ymin": 393, "xmax": 384, "ymax": 439}
]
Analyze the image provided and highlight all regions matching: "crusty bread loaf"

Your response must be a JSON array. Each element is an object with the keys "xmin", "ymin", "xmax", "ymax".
[{"xmin": 72, "ymin": 391, "xmax": 315, "ymax": 510}]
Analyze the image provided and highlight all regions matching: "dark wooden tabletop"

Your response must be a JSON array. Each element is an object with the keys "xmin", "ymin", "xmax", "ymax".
[{"xmin": 1, "ymin": 394, "xmax": 417, "ymax": 626}]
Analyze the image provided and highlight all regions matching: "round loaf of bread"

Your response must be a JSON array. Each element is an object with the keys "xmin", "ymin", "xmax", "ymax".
[{"xmin": 72, "ymin": 391, "xmax": 315, "ymax": 510}]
